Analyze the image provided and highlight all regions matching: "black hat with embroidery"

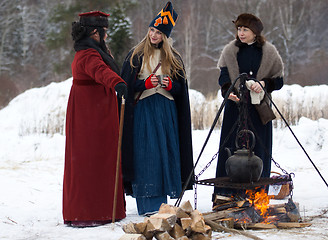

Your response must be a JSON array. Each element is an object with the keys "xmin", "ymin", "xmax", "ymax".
[
  {"xmin": 79, "ymin": 11, "xmax": 110, "ymax": 28},
  {"xmin": 149, "ymin": 1, "xmax": 178, "ymax": 37},
  {"xmin": 233, "ymin": 13, "xmax": 263, "ymax": 36}
]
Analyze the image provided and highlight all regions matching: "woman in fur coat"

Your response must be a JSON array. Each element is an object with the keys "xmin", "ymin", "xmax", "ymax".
[
  {"xmin": 120, "ymin": 2, "xmax": 193, "ymax": 215},
  {"xmin": 213, "ymin": 13, "xmax": 284, "ymax": 199}
]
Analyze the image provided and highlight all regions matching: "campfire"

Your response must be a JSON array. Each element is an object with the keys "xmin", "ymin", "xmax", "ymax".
[
  {"xmin": 119, "ymin": 174, "xmax": 312, "ymax": 240},
  {"xmin": 203, "ymin": 179, "xmax": 312, "ymax": 230}
]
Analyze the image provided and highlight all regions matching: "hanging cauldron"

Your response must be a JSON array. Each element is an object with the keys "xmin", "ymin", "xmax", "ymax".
[{"xmin": 225, "ymin": 130, "xmax": 263, "ymax": 183}]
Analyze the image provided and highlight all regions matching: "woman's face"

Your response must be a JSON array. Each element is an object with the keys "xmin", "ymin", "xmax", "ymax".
[
  {"xmin": 237, "ymin": 26, "xmax": 256, "ymax": 44},
  {"xmin": 103, "ymin": 28, "xmax": 108, "ymax": 41},
  {"xmin": 148, "ymin": 27, "xmax": 163, "ymax": 45},
  {"xmin": 91, "ymin": 28, "xmax": 108, "ymax": 42}
]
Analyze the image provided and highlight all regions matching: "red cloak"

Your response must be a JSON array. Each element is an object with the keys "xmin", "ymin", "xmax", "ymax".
[{"xmin": 63, "ymin": 49, "xmax": 126, "ymax": 221}]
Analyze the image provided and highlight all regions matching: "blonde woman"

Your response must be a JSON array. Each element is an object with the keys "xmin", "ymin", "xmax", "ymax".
[{"xmin": 121, "ymin": 2, "xmax": 193, "ymax": 215}]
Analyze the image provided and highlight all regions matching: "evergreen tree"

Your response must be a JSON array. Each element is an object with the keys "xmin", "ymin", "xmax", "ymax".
[
  {"xmin": 46, "ymin": 0, "xmax": 132, "ymax": 75},
  {"xmin": 107, "ymin": 2, "xmax": 133, "ymax": 68}
]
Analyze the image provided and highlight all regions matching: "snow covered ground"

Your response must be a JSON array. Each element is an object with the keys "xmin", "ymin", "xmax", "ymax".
[{"xmin": 0, "ymin": 79, "xmax": 327, "ymax": 239}]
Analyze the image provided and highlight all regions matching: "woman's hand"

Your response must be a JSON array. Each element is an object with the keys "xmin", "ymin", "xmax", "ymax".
[
  {"xmin": 250, "ymin": 81, "xmax": 265, "ymax": 93},
  {"xmin": 162, "ymin": 76, "xmax": 172, "ymax": 91},
  {"xmin": 228, "ymin": 93, "xmax": 240, "ymax": 102},
  {"xmin": 151, "ymin": 75, "xmax": 160, "ymax": 86},
  {"xmin": 162, "ymin": 77, "xmax": 170, "ymax": 88},
  {"xmin": 145, "ymin": 74, "xmax": 159, "ymax": 89}
]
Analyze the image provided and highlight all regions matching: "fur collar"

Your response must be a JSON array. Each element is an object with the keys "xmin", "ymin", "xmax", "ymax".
[{"xmin": 217, "ymin": 39, "xmax": 284, "ymax": 85}]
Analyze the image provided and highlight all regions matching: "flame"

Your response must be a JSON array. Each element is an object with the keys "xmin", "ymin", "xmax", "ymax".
[{"xmin": 246, "ymin": 188, "xmax": 274, "ymax": 221}]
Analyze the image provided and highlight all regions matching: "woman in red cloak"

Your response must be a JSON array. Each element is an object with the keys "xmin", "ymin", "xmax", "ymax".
[{"xmin": 63, "ymin": 11, "xmax": 127, "ymax": 227}]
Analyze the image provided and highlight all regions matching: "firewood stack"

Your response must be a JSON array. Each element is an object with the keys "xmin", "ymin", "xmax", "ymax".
[{"xmin": 119, "ymin": 201, "xmax": 212, "ymax": 240}]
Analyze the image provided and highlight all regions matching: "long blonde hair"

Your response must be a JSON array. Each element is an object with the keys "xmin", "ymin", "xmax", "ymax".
[{"xmin": 130, "ymin": 29, "xmax": 185, "ymax": 79}]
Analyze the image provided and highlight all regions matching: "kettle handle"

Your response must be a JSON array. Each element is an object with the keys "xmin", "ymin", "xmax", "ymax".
[
  {"xmin": 225, "ymin": 147, "xmax": 232, "ymax": 157},
  {"xmin": 235, "ymin": 129, "xmax": 256, "ymax": 150}
]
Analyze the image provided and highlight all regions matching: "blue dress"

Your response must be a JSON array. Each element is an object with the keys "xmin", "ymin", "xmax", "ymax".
[
  {"xmin": 120, "ymin": 49, "xmax": 194, "ymax": 215},
  {"xmin": 132, "ymin": 93, "xmax": 182, "ymax": 214}
]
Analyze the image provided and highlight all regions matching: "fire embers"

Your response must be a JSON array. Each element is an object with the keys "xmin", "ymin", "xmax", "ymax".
[
  {"xmin": 245, "ymin": 188, "xmax": 274, "ymax": 219},
  {"xmin": 233, "ymin": 188, "xmax": 301, "ymax": 225}
]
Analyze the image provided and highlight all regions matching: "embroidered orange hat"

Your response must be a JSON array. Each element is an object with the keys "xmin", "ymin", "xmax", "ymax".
[
  {"xmin": 78, "ymin": 11, "xmax": 110, "ymax": 28},
  {"xmin": 149, "ymin": 1, "xmax": 178, "ymax": 37}
]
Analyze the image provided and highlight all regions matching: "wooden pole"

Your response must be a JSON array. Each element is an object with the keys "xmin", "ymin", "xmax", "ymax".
[
  {"xmin": 112, "ymin": 97, "xmax": 125, "ymax": 223},
  {"xmin": 205, "ymin": 218, "xmax": 264, "ymax": 240}
]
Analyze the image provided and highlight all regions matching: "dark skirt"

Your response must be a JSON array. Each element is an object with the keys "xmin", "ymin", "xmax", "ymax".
[
  {"xmin": 132, "ymin": 93, "xmax": 182, "ymax": 204},
  {"xmin": 214, "ymin": 98, "xmax": 273, "ymax": 197}
]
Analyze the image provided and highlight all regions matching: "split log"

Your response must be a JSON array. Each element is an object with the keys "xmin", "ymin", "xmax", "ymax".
[
  {"xmin": 180, "ymin": 217, "xmax": 192, "ymax": 230},
  {"xmin": 185, "ymin": 226, "xmax": 192, "ymax": 237},
  {"xmin": 205, "ymin": 219, "xmax": 264, "ymax": 240},
  {"xmin": 268, "ymin": 203, "xmax": 286, "ymax": 209},
  {"xmin": 147, "ymin": 218, "xmax": 172, "ymax": 232},
  {"xmin": 212, "ymin": 194, "xmax": 233, "ymax": 204},
  {"xmin": 203, "ymin": 208, "xmax": 244, "ymax": 221},
  {"xmin": 143, "ymin": 219, "xmax": 156, "ymax": 239},
  {"xmin": 149, "ymin": 213, "xmax": 177, "ymax": 231},
  {"xmin": 204, "ymin": 225, "xmax": 212, "ymax": 239},
  {"xmin": 119, "ymin": 234, "xmax": 147, "ymax": 240},
  {"xmin": 169, "ymin": 223, "xmax": 185, "ymax": 239},
  {"xmin": 158, "ymin": 203, "xmax": 190, "ymax": 218},
  {"xmin": 135, "ymin": 222, "xmax": 147, "ymax": 234},
  {"xmin": 190, "ymin": 210, "xmax": 207, "ymax": 233},
  {"xmin": 123, "ymin": 223, "xmax": 138, "ymax": 234},
  {"xmin": 176, "ymin": 207, "xmax": 190, "ymax": 219},
  {"xmin": 276, "ymin": 222, "xmax": 312, "ymax": 229},
  {"xmin": 234, "ymin": 222, "xmax": 277, "ymax": 230},
  {"xmin": 215, "ymin": 218, "xmax": 234, "ymax": 228},
  {"xmin": 190, "ymin": 224, "xmax": 212, "ymax": 238},
  {"xmin": 123, "ymin": 222, "xmax": 147, "ymax": 234},
  {"xmin": 212, "ymin": 200, "xmax": 246, "ymax": 211},
  {"xmin": 274, "ymin": 207, "xmax": 287, "ymax": 214},
  {"xmin": 180, "ymin": 200, "xmax": 193, "ymax": 214},
  {"xmin": 158, "ymin": 203, "xmax": 176, "ymax": 215},
  {"xmin": 154, "ymin": 231, "xmax": 174, "ymax": 240}
]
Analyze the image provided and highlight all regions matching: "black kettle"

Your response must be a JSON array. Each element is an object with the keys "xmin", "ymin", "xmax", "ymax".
[{"xmin": 225, "ymin": 130, "xmax": 263, "ymax": 183}]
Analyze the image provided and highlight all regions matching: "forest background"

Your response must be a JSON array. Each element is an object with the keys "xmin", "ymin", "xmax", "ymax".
[{"xmin": 0, "ymin": 0, "xmax": 327, "ymax": 111}]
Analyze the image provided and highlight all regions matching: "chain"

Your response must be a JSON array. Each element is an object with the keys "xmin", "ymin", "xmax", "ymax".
[
  {"xmin": 196, "ymin": 151, "xmax": 219, "ymax": 179},
  {"xmin": 271, "ymin": 157, "xmax": 289, "ymax": 175},
  {"xmin": 194, "ymin": 176, "xmax": 198, "ymax": 209},
  {"xmin": 194, "ymin": 150, "xmax": 220, "ymax": 209},
  {"xmin": 271, "ymin": 156, "xmax": 295, "ymax": 197}
]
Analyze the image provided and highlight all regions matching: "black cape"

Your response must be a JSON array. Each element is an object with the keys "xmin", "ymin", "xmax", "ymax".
[{"xmin": 120, "ymin": 49, "xmax": 194, "ymax": 195}]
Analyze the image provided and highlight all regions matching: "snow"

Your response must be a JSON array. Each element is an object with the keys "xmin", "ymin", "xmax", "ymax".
[{"xmin": 0, "ymin": 79, "xmax": 327, "ymax": 240}]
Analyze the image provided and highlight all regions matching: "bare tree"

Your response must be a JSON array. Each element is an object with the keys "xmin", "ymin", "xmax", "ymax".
[
  {"xmin": 1, "ymin": 0, "xmax": 328, "ymax": 109},
  {"xmin": 0, "ymin": 0, "xmax": 18, "ymax": 75}
]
